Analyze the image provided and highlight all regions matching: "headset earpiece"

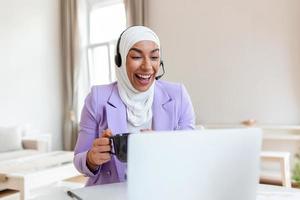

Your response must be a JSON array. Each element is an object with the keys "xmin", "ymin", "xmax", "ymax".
[
  {"xmin": 115, "ymin": 35, "xmax": 122, "ymax": 67},
  {"xmin": 115, "ymin": 53, "xmax": 122, "ymax": 67}
]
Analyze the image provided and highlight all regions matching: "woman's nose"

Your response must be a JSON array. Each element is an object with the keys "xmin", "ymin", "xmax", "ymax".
[{"xmin": 141, "ymin": 57, "xmax": 152, "ymax": 70}]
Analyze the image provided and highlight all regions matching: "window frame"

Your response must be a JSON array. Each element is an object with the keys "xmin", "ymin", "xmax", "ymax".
[{"xmin": 86, "ymin": 0, "xmax": 125, "ymax": 86}]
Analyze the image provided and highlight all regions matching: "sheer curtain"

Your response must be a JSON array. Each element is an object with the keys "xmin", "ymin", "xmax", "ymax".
[
  {"xmin": 124, "ymin": 0, "xmax": 148, "ymax": 26},
  {"xmin": 61, "ymin": 0, "xmax": 89, "ymax": 150}
]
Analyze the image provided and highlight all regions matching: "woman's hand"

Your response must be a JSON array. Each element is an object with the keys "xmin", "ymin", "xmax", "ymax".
[{"xmin": 87, "ymin": 129, "xmax": 112, "ymax": 171}]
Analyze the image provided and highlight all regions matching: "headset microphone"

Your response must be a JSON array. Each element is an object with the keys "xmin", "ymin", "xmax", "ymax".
[{"xmin": 155, "ymin": 61, "xmax": 165, "ymax": 80}]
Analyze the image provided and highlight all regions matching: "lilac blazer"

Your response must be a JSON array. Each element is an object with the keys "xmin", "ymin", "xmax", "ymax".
[{"xmin": 73, "ymin": 80, "xmax": 195, "ymax": 186}]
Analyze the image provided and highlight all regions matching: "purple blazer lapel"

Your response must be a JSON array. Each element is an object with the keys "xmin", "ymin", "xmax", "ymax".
[
  {"xmin": 106, "ymin": 82, "xmax": 175, "ymax": 132},
  {"xmin": 152, "ymin": 82, "xmax": 175, "ymax": 130},
  {"xmin": 105, "ymin": 84, "xmax": 127, "ymax": 182},
  {"xmin": 106, "ymin": 84, "xmax": 128, "ymax": 135}
]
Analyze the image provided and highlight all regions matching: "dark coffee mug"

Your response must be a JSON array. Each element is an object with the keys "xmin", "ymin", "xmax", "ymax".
[{"xmin": 109, "ymin": 133, "xmax": 130, "ymax": 163}]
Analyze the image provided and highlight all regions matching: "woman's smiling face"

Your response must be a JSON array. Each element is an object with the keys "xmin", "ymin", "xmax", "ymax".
[{"xmin": 126, "ymin": 40, "xmax": 160, "ymax": 92}]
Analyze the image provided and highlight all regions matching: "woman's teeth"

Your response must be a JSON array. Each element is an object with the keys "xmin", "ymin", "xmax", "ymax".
[{"xmin": 136, "ymin": 74, "xmax": 151, "ymax": 79}]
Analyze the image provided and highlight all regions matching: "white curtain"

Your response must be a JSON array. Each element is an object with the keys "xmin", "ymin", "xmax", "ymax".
[
  {"xmin": 124, "ymin": 0, "xmax": 148, "ymax": 26},
  {"xmin": 61, "ymin": 0, "xmax": 89, "ymax": 150}
]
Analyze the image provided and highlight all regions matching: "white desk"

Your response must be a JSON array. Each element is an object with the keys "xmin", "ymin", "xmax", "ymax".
[{"xmin": 34, "ymin": 182, "xmax": 300, "ymax": 200}]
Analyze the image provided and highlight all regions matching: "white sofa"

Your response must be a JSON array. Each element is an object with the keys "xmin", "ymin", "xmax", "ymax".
[
  {"xmin": 0, "ymin": 126, "xmax": 50, "ymax": 163},
  {"xmin": 0, "ymin": 126, "xmax": 51, "ymax": 186},
  {"xmin": 0, "ymin": 136, "xmax": 50, "ymax": 163}
]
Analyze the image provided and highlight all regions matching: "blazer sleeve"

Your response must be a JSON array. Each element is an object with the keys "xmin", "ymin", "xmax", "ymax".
[
  {"xmin": 73, "ymin": 86, "xmax": 101, "ymax": 177},
  {"xmin": 177, "ymin": 84, "xmax": 195, "ymax": 130}
]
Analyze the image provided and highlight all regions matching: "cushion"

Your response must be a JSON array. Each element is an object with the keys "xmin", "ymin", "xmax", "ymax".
[{"xmin": 0, "ymin": 126, "xmax": 23, "ymax": 152}]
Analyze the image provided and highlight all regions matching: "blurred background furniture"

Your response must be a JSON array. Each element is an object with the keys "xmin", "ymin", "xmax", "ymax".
[
  {"xmin": 0, "ymin": 126, "xmax": 81, "ymax": 200},
  {"xmin": 0, "ymin": 126, "xmax": 51, "ymax": 163},
  {"xmin": 260, "ymin": 151, "xmax": 291, "ymax": 187},
  {"xmin": 0, "ymin": 151, "xmax": 80, "ymax": 200}
]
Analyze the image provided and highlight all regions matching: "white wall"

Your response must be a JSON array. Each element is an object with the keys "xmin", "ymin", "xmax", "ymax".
[
  {"xmin": 147, "ymin": 0, "xmax": 300, "ymax": 125},
  {"xmin": 0, "ymin": 0, "xmax": 63, "ymax": 149}
]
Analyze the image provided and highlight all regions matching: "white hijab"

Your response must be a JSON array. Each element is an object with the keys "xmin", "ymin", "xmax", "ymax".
[{"xmin": 115, "ymin": 26, "xmax": 160, "ymax": 127}]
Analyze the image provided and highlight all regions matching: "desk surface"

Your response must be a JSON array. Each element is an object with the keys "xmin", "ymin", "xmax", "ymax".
[{"xmin": 36, "ymin": 183, "xmax": 300, "ymax": 200}]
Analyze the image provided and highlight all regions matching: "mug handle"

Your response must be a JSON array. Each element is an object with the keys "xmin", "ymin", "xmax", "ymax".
[{"xmin": 109, "ymin": 137, "xmax": 116, "ymax": 155}]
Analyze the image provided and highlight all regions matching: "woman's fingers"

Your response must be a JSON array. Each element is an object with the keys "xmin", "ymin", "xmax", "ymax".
[
  {"xmin": 102, "ymin": 129, "xmax": 112, "ymax": 138},
  {"xmin": 93, "ymin": 145, "xmax": 111, "ymax": 153},
  {"xmin": 89, "ymin": 150, "xmax": 111, "ymax": 165},
  {"xmin": 93, "ymin": 137, "xmax": 110, "ymax": 146},
  {"xmin": 98, "ymin": 152, "xmax": 111, "ymax": 160},
  {"xmin": 92, "ymin": 152, "xmax": 111, "ymax": 160},
  {"xmin": 87, "ymin": 129, "xmax": 114, "ymax": 167}
]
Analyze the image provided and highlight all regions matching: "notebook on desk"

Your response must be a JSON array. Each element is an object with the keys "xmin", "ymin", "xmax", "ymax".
[{"xmin": 127, "ymin": 128, "xmax": 262, "ymax": 200}]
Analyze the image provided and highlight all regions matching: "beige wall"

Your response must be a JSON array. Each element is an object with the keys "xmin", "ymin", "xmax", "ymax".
[
  {"xmin": 0, "ymin": 0, "xmax": 63, "ymax": 149},
  {"xmin": 147, "ymin": 0, "xmax": 300, "ymax": 125}
]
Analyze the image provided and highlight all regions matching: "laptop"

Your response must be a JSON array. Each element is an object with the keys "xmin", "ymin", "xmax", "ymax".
[{"xmin": 127, "ymin": 128, "xmax": 262, "ymax": 200}]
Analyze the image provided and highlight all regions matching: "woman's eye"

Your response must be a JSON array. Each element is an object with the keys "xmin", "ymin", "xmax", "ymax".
[
  {"xmin": 132, "ymin": 56, "xmax": 142, "ymax": 60},
  {"xmin": 151, "ymin": 56, "xmax": 159, "ymax": 61}
]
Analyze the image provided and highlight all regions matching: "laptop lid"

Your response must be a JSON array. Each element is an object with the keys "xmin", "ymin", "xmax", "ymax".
[{"xmin": 127, "ymin": 128, "xmax": 262, "ymax": 200}]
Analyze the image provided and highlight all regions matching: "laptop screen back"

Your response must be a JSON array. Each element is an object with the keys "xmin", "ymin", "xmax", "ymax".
[{"xmin": 127, "ymin": 128, "xmax": 262, "ymax": 200}]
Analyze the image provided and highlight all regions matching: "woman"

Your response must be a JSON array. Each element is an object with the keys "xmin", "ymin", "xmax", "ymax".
[{"xmin": 73, "ymin": 26, "xmax": 195, "ymax": 186}]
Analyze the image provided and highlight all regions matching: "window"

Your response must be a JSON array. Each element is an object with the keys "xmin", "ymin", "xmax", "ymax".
[{"xmin": 87, "ymin": 0, "xmax": 126, "ymax": 86}]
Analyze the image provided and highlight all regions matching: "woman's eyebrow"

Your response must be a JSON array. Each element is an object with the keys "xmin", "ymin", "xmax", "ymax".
[
  {"xmin": 129, "ymin": 48, "xmax": 142, "ymax": 53},
  {"xmin": 129, "ymin": 48, "xmax": 160, "ymax": 53},
  {"xmin": 151, "ymin": 48, "xmax": 160, "ymax": 53}
]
